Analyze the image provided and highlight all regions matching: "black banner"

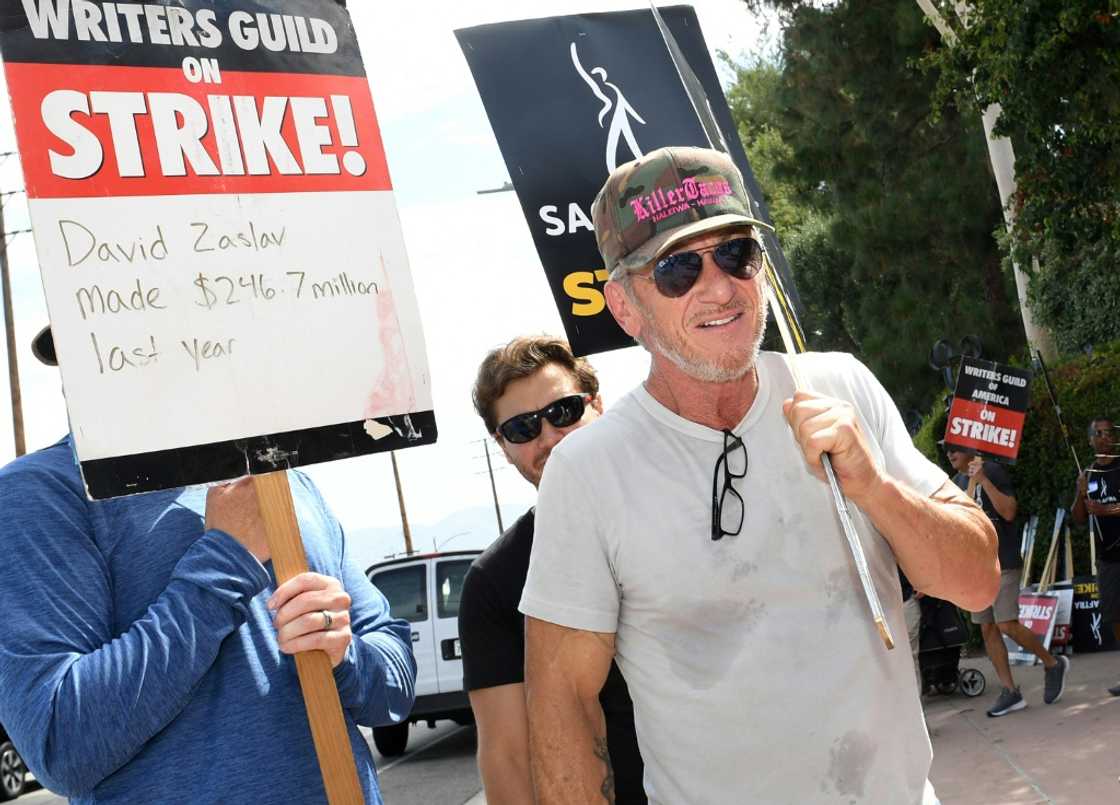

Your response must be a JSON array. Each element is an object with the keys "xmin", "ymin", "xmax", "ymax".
[
  {"xmin": 456, "ymin": 6, "xmax": 803, "ymax": 357},
  {"xmin": 0, "ymin": 0, "xmax": 362, "ymax": 75},
  {"xmin": 1071, "ymin": 576, "xmax": 1118, "ymax": 653}
]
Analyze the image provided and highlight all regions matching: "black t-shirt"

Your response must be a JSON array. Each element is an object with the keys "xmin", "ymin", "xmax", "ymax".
[
  {"xmin": 458, "ymin": 509, "xmax": 646, "ymax": 803},
  {"xmin": 898, "ymin": 568, "xmax": 914, "ymax": 602},
  {"xmin": 1087, "ymin": 458, "xmax": 1120, "ymax": 562},
  {"xmin": 954, "ymin": 460, "xmax": 1022, "ymax": 571}
]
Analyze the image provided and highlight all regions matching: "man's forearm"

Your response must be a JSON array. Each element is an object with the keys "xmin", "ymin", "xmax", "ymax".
[
  {"xmin": 528, "ymin": 694, "xmax": 614, "ymax": 804},
  {"xmin": 855, "ymin": 477, "xmax": 999, "ymax": 611}
]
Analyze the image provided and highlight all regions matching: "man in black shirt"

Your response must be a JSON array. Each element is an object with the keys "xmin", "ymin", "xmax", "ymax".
[
  {"xmin": 945, "ymin": 443, "xmax": 1070, "ymax": 716},
  {"xmin": 1071, "ymin": 416, "xmax": 1120, "ymax": 695},
  {"xmin": 459, "ymin": 336, "xmax": 645, "ymax": 804}
]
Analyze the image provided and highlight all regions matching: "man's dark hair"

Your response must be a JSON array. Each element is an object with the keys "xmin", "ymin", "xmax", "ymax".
[
  {"xmin": 1089, "ymin": 416, "xmax": 1114, "ymax": 437},
  {"xmin": 473, "ymin": 336, "xmax": 599, "ymax": 434}
]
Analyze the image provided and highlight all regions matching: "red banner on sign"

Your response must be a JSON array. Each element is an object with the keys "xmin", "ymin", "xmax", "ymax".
[
  {"xmin": 5, "ymin": 63, "xmax": 391, "ymax": 199},
  {"xmin": 945, "ymin": 398, "xmax": 1026, "ymax": 460}
]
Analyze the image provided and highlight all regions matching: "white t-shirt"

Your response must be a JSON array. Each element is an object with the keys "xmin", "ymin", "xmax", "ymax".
[{"xmin": 521, "ymin": 351, "xmax": 947, "ymax": 805}]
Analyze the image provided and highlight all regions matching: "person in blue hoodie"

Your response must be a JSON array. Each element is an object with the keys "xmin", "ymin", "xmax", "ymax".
[{"xmin": 0, "ymin": 326, "xmax": 416, "ymax": 804}]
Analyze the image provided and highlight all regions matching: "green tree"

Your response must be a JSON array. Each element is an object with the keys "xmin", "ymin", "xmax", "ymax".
[
  {"xmin": 730, "ymin": 0, "xmax": 1028, "ymax": 411},
  {"xmin": 925, "ymin": 0, "xmax": 1120, "ymax": 354}
]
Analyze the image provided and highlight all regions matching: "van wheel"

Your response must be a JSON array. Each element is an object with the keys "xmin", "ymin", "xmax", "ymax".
[
  {"xmin": 373, "ymin": 723, "xmax": 410, "ymax": 757},
  {"xmin": 0, "ymin": 741, "xmax": 27, "ymax": 801}
]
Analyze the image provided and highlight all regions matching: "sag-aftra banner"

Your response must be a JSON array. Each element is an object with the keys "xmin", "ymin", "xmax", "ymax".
[
  {"xmin": 1, "ymin": 0, "xmax": 435, "ymax": 498},
  {"xmin": 456, "ymin": 6, "xmax": 803, "ymax": 357}
]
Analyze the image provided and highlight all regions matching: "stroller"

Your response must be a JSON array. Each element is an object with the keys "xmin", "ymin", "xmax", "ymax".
[{"xmin": 917, "ymin": 595, "xmax": 986, "ymax": 698}]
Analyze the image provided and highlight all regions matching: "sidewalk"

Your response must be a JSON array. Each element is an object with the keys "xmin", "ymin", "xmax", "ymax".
[{"xmin": 926, "ymin": 649, "xmax": 1120, "ymax": 804}]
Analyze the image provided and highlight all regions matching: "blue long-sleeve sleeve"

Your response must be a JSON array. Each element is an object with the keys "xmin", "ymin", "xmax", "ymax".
[
  {"xmin": 0, "ymin": 440, "xmax": 404, "ymax": 804},
  {"xmin": 290, "ymin": 472, "xmax": 417, "ymax": 726},
  {"xmin": 0, "ymin": 462, "xmax": 269, "ymax": 796},
  {"xmin": 333, "ymin": 549, "xmax": 417, "ymax": 726}
]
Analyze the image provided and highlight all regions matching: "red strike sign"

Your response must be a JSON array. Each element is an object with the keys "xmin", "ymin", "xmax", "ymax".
[
  {"xmin": 6, "ymin": 62, "xmax": 391, "ymax": 198},
  {"xmin": 1018, "ymin": 594, "xmax": 1058, "ymax": 638},
  {"xmin": 945, "ymin": 399, "xmax": 1025, "ymax": 456},
  {"xmin": 944, "ymin": 357, "xmax": 1031, "ymax": 461}
]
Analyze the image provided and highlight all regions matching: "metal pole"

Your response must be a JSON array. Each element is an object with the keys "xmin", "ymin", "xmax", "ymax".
[
  {"xmin": 483, "ymin": 438, "xmax": 504, "ymax": 534},
  {"xmin": 0, "ymin": 195, "xmax": 25, "ymax": 457},
  {"xmin": 390, "ymin": 451, "xmax": 413, "ymax": 554}
]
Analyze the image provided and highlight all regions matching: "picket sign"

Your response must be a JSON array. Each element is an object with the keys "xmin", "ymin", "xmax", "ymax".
[
  {"xmin": 1008, "ymin": 510, "xmax": 1075, "ymax": 663},
  {"xmin": 0, "ymin": 2, "xmax": 437, "ymax": 801},
  {"xmin": 1005, "ymin": 511, "xmax": 1060, "ymax": 664},
  {"xmin": 1043, "ymin": 513, "xmax": 1075, "ymax": 655}
]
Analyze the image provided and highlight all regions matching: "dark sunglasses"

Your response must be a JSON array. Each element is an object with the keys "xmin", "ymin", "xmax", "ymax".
[
  {"xmin": 712, "ymin": 429, "xmax": 747, "ymax": 541},
  {"xmin": 497, "ymin": 394, "xmax": 591, "ymax": 444},
  {"xmin": 644, "ymin": 236, "xmax": 764, "ymax": 298}
]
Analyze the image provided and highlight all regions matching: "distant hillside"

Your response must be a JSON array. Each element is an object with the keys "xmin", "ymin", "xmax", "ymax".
[{"xmin": 348, "ymin": 502, "xmax": 531, "ymax": 571}]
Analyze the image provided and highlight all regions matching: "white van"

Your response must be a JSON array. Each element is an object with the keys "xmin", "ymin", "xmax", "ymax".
[{"xmin": 365, "ymin": 550, "xmax": 481, "ymax": 756}]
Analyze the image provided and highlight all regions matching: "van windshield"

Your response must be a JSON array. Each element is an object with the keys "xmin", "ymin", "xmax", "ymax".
[{"xmin": 372, "ymin": 565, "xmax": 428, "ymax": 623}]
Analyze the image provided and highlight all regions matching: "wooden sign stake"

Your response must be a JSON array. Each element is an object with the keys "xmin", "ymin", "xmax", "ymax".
[{"xmin": 255, "ymin": 471, "xmax": 365, "ymax": 805}]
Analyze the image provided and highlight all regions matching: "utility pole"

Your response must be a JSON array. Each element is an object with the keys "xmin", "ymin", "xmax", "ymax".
[
  {"xmin": 482, "ymin": 438, "xmax": 504, "ymax": 534},
  {"xmin": 915, "ymin": 0, "xmax": 1058, "ymax": 361},
  {"xmin": 0, "ymin": 178, "xmax": 26, "ymax": 457},
  {"xmin": 389, "ymin": 451, "xmax": 413, "ymax": 554}
]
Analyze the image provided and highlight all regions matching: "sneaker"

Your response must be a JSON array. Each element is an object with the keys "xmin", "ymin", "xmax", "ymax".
[
  {"xmin": 986, "ymin": 686, "xmax": 1026, "ymax": 717},
  {"xmin": 1043, "ymin": 655, "xmax": 1070, "ymax": 704},
  {"xmin": 1108, "ymin": 683, "xmax": 1120, "ymax": 697}
]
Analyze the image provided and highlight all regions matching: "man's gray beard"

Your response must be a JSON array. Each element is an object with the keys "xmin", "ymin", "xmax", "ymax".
[{"xmin": 638, "ymin": 292, "xmax": 769, "ymax": 383}]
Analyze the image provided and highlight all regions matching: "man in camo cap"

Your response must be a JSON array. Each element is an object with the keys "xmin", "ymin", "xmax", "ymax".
[{"xmin": 519, "ymin": 146, "xmax": 998, "ymax": 804}]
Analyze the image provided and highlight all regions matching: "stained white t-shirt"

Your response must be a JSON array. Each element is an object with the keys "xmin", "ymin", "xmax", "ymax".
[{"xmin": 521, "ymin": 351, "xmax": 947, "ymax": 805}]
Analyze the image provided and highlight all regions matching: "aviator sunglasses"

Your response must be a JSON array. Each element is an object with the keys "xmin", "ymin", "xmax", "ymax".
[
  {"xmin": 497, "ymin": 394, "xmax": 592, "ymax": 444},
  {"xmin": 641, "ymin": 236, "xmax": 765, "ymax": 298}
]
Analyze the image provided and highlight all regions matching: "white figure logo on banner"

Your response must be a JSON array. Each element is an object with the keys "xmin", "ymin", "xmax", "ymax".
[
  {"xmin": 1091, "ymin": 611, "xmax": 1103, "ymax": 645},
  {"xmin": 570, "ymin": 42, "xmax": 646, "ymax": 173}
]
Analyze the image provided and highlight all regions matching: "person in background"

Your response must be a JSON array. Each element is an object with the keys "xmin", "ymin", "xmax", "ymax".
[
  {"xmin": 1071, "ymin": 416, "xmax": 1120, "ymax": 695},
  {"xmin": 459, "ymin": 336, "xmax": 645, "ymax": 804},
  {"xmin": 944, "ymin": 442, "xmax": 1069, "ymax": 716},
  {"xmin": 0, "ymin": 326, "xmax": 416, "ymax": 804}
]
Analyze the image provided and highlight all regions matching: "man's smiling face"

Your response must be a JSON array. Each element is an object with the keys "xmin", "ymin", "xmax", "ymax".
[{"xmin": 621, "ymin": 226, "xmax": 767, "ymax": 383}]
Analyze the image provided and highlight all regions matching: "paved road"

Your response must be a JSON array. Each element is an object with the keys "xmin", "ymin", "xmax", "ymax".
[
  {"xmin": 373, "ymin": 722, "xmax": 482, "ymax": 805},
  {"xmin": 18, "ymin": 721, "xmax": 483, "ymax": 805}
]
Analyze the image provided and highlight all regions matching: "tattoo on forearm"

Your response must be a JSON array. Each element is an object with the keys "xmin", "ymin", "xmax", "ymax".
[{"xmin": 593, "ymin": 736, "xmax": 616, "ymax": 803}]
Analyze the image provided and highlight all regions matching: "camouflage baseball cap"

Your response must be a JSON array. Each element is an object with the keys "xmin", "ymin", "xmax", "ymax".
[{"xmin": 591, "ymin": 146, "xmax": 773, "ymax": 276}]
